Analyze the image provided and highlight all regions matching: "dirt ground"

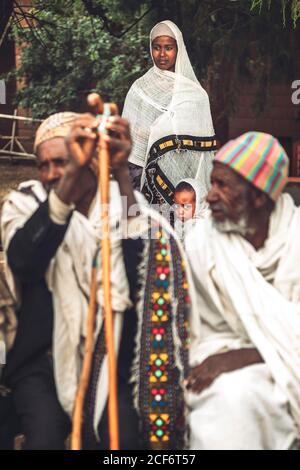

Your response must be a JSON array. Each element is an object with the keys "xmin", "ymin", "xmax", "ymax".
[
  {"xmin": 0, "ymin": 161, "xmax": 38, "ymax": 241},
  {"xmin": 0, "ymin": 161, "xmax": 38, "ymax": 210},
  {"xmin": 0, "ymin": 162, "xmax": 38, "ymax": 449}
]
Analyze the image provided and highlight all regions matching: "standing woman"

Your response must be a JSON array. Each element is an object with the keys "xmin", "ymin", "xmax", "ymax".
[{"xmin": 122, "ymin": 20, "xmax": 217, "ymax": 210}]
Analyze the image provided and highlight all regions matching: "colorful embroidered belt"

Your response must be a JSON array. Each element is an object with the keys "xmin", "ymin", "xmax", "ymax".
[{"xmin": 138, "ymin": 228, "xmax": 190, "ymax": 449}]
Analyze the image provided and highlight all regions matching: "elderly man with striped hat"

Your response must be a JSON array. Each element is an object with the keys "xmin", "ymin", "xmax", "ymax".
[{"xmin": 185, "ymin": 132, "xmax": 300, "ymax": 450}]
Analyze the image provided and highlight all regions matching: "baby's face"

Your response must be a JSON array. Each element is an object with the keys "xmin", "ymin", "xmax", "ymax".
[{"xmin": 174, "ymin": 189, "xmax": 196, "ymax": 222}]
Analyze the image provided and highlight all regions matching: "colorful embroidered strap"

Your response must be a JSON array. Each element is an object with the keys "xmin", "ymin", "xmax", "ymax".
[
  {"xmin": 137, "ymin": 227, "xmax": 190, "ymax": 449},
  {"xmin": 83, "ymin": 230, "xmax": 190, "ymax": 450}
]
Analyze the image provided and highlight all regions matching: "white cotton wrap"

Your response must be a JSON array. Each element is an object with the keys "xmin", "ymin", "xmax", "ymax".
[
  {"xmin": 122, "ymin": 20, "xmax": 215, "ymax": 191},
  {"xmin": 185, "ymin": 193, "xmax": 300, "ymax": 442}
]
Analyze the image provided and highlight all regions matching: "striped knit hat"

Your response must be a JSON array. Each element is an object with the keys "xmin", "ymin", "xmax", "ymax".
[{"xmin": 214, "ymin": 132, "xmax": 289, "ymax": 201}]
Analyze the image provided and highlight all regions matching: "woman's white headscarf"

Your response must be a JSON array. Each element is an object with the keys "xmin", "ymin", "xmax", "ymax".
[
  {"xmin": 122, "ymin": 20, "xmax": 215, "ymax": 195},
  {"xmin": 149, "ymin": 20, "xmax": 199, "ymax": 84}
]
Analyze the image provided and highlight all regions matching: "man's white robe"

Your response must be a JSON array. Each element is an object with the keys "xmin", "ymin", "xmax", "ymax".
[
  {"xmin": 185, "ymin": 193, "xmax": 300, "ymax": 450},
  {"xmin": 1, "ymin": 179, "xmax": 192, "ymax": 440},
  {"xmin": 1, "ymin": 180, "xmax": 132, "ymax": 434}
]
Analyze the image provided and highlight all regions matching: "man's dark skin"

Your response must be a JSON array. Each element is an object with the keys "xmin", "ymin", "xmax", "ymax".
[
  {"xmin": 37, "ymin": 114, "xmax": 136, "ymax": 213},
  {"xmin": 3, "ymin": 114, "xmax": 136, "ymax": 449},
  {"xmin": 185, "ymin": 161, "xmax": 275, "ymax": 394},
  {"xmin": 151, "ymin": 35, "xmax": 178, "ymax": 72}
]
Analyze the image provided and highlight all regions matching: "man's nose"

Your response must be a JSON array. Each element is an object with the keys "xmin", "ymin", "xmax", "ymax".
[{"xmin": 206, "ymin": 186, "xmax": 219, "ymax": 203}]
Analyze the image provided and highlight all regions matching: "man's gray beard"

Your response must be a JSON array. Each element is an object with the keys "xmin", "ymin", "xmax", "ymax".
[{"xmin": 213, "ymin": 216, "xmax": 250, "ymax": 236}]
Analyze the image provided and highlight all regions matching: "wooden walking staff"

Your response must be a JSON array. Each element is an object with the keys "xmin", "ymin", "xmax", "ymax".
[
  {"xmin": 71, "ymin": 256, "xmax": 98, "ymax": 450},
  {"xmin": 71, "ymin": 93, "xmax": 120, "ymax": 450}
]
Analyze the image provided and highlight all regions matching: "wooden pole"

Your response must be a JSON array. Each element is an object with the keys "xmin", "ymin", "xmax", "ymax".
[
  {"xmin": 71, "ymin": 264, "xmax": 98, "ymax": 450},
  {"xmin": 97, "ymin": 98, "xmax": 120, "ymax": 450},
  {"xmin": 71, "ymin": 94, "xmax": 120, "ymax": 450}
]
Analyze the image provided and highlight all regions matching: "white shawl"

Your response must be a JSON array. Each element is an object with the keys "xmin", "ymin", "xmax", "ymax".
[
  {"xmin": 122, "ymin": 20, "xmax": 215, "ymax": 180},
  {"xmin": 185, "ymin": 193, "xmax": 300, "ymax": 428}
]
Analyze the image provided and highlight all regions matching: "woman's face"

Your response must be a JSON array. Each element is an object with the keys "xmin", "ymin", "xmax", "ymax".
[{"xmin": 151, "ymin": 36, "xmax": 177, "ymax": 72}]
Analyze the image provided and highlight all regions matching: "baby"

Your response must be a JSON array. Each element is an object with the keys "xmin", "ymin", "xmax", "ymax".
[
  {"xmin": 173, "ymin": 178, "xmax": 209, "ymax": 239},
  {"xmin": 174, "ymin": 181, "xmax": 197, "ymax": 222}
]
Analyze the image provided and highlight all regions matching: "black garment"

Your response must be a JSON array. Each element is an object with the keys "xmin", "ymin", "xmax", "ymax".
[
  {"xmin": 4, "ymin": 200, "xmax": 70, "ymax": 385},
  {"xmin": 1, "ymin": 198, "xmax": 71, "ymax": 449},
  {"xmin": 12, "ymin": 354, "xmax": 70, "ymax": 450},
  {"xmin": 96, "ymin": 376, "xmax": 142, "ymax": 450},
  {"xmin": 115, "ymin": 238, "xmax": 144, "ymax": 448},
  {"xmin": 83, "ymin": 238, "xmax": 144, "ymax": 450},
  {"xmin": 0, "ymin": 392, "xmax": 19, "ymax": 450},
  {"xmin": 118, "ymin": 238, "xmax": 143, "ymax": 380},
  {"xmin": 128, "ymin": 163, "xmax": 143, "ymax": 191}
]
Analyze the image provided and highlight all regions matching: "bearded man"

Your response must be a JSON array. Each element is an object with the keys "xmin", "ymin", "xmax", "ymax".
[{"xmin": 185, "ymin": 131, "xmax": 300, "ymax": 450}]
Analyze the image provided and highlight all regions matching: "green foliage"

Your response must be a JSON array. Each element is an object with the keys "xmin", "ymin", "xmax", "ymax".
[
  {"xmin": 8, "ymin": 0, "xmax": 150, "ymax": 118},
  {"xmin": 4, "ymin": 0, "xmax": 299, "ymax": 124},
  {"xmin": 251, "ymin": 0, "xmax": 300, "ymax": 26}
]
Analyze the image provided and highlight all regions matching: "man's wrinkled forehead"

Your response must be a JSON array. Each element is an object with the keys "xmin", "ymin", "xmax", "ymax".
[{"xmin": 36, "ymin": 136, "xmax": 69, "ymax": 161}]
